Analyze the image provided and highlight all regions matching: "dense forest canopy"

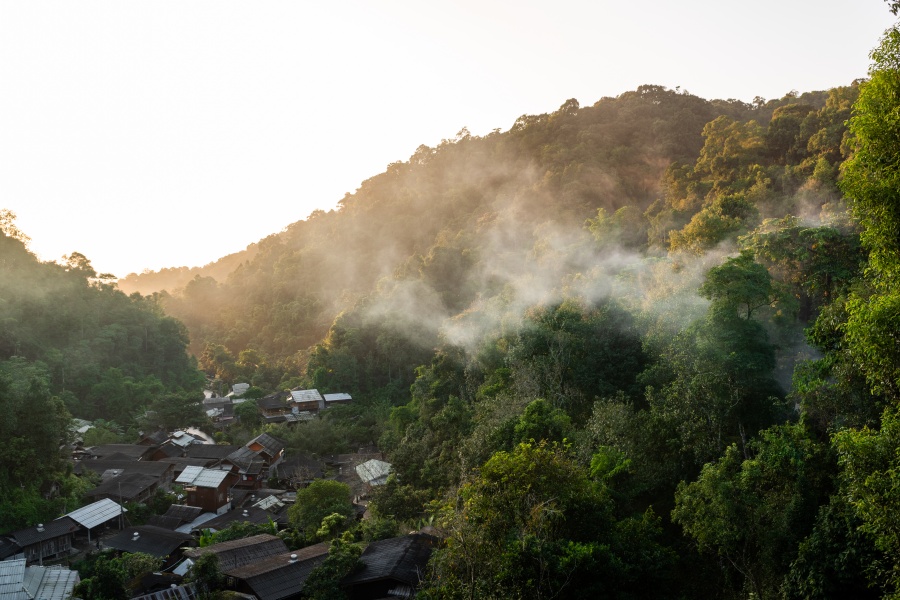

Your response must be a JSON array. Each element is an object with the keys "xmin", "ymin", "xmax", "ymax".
[{"xmin": 7, "ymin": 11, "xmax": 900, "ymax": 597}]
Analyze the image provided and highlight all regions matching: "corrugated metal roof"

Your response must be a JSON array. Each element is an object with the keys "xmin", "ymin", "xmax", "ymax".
[
  {"xmin": 0, "ymin": 558, "xmax": 26, "ymax": 600},
  {"xmin": 104, "ymin": 526, "xmax": 194, "ymax": 558},
  {"xmin": 290, "ymin": 389, "xmax": 323, "ymax": 404},
  {"xmin": 183, "ymin": 534, "xmax": 287, "ymax": 571},
  {"xmin": 175, "ymin": 466, "xmax": 204, "ymax": 484},
  {"xmin": 176, "ymin": 467, "xmax": 229, "ymax": 489},
  {"xmin": 131, "ymin": 582, "xmax": 197, "ymax": 600},
  {"xmin": 323, "ymin": 393, "xmax": 352, "ymax": 402},
  {"xmin": 11, "ymin": 518, "xmax": 79, "ymax": 548},
  {"xmin": 356, "ymin": 459, "xmax": 392, "ymax": 485},
  {"xmin": 22, "ymin": 567, "xmax": 79, "ymax": 600},
  {"xmin": 64, "ymin": 498, "xmax": 126, "ymax": 530}
]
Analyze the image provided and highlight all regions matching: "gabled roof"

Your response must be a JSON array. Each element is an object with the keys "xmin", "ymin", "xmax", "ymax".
[
  {"xmin": 76, "ymin": 459, "xmax": 173, "ymax": 479},
  {"xmin": 85, "ymin": 472, "xmax": 159, "ymax": 501},
  {"xmin": 163, "ymin": 505, "xmax": 204, "ymax": 522},
  {"xmin": 227, "ymin": 545, "xmax": 330, "ymax": 600},
  {"xmin": 356, "ymin": 459, "xmax": 392, "ymax": 485},
  {"xmin": 289, "ymin": 389, "xmax": 323, "ymax": 406},
  {"xmin": 274, "ymin": 453, "xmax": 324, "ymax": 479},
  {"xmin": 104, "ymin": 526, "xmax": 194, "ymax": 558},
  {"xmin": 195, "ymin": 507, "xmax": 273, "ymax": 533},
  {"xmin": 224, "ymin": 447, "xmax": 266, "ymax": 473},
  {"xmin": 64, "ymin": 498, "xmax": 126, "ymax": 529},
  {"xmin": 0, "ymin": 558, "xmax": 26, "ymax": 600},
  {"xmin": 342, "ymin": 534, "xmax": 436, "ymax": 588},
  {"xmin": 138, "ymin": 429, "xmax": 169, "ymax": 446},
  {"xmin": 22, "ymin": 566, "xmax": 80, "ymax": 600},
  {"xmin": 10, "ymin": 518, "xmax": 79, "ymax": 547},
  {"xmin": 169, "ymin": 431, "xmax": 197, "ymax": 448},
  {"xmin": 183, "ymin": 534, "xmax": 288, "ymax": 571},
  {"xmin": 86, "ymin": 444, "xmax": 152, "ymax": 460},
  {"xmin": 257, "ymin": 395, "xmax": 287, "ymax": 410},
  {"xmin": 152, "ymin": 443, "xmax": 185, "ymax": 459},
  {"xmin": 247, "ymin": 433, "xmax": 285, "ymax": 457},
  {"xmin": 184, "ymin": 445, "xmax": 240, "ymax": 460},
  {"xmin": 176, "ymin": 467, "xmax": 229, "ymax": 489}
]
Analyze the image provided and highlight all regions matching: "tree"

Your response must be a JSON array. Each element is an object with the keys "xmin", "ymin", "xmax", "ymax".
[
  {"xmin": 187, "ymin": 552, "xmax": 224, "ymax": 596},
  {"xmin": 288, "ymin": 480, "xmax": 353, "ymax": 534},
  {"xmin": 426, "ymin": 442, "xmax": 675, "ymax": 599},
  {"xmin": 699, "ymin": 251, "xmax": 776, "ymax": 320},
  {"xmin": 673, "ymin": 424, "xmax": 830, "ymax": 600}
]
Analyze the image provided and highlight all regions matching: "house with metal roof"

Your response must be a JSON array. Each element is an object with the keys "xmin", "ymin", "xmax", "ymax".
[
  {"xmin": 104, "ymin": 526, "xmax": 195, "ymax": 569},
  {"xmin": 183, "ymin": 534, "xmax": 287, "ymax": 571},
  {"xmin": 223, "ymin": 433, "xmax": 286, "ymax": 490},
  {"xmin": 341, "ymin": 534, "xmax": 437, "ymax": 599},
  {"xmin": 7, "ymin": 518, "xmax": 79, "ymax": 565},
  {"xmin": 225, "ymin": 543, "xmax": 330, "ymax": 600},
  {"xmin": 176, "ymin": 467, "xmax": 233, "ymax": 513},
  {"xmin": 0, "ymin": 558, "xmax": 80, "ymax": 600},
  {"xmin": 63, "ymin": 498, "xmax": 126, "ymax": 543},
  {"xmin": 355, "ymin": 459, "xmax": 392, "ymax": 488},
  {"xmin": 323, "ymin": 392, "xmax": 353, "ymax": 407},
  {"xmin": 84, "ymin": 472, "xmax": 161, "ymax": 504},
  {"xmin": 192, "ymin": 506, "xmax": 276, "ymax": 534},
  {"xmin": 289, "ymin": 389, "xmax": 325, "ymax": 413},
  {"xmin": 272, "ymin": 454, "xmax": 324, "ymax": 488},
  {"xmin": 76, "ymin": 458, "xmax": 175, "ymax": 490}
]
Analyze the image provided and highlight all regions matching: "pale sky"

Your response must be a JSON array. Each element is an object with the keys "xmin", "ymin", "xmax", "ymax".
[{"xmin": 1, "ymin": 1, "xmax": 894, "ymax": 278}]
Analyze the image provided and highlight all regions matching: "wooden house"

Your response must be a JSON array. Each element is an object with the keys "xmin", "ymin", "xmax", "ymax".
[
  {"xmin": 176, "ymin": 466, "xmax": 232, "ymax": 513},
  {"xmin": 8, "ymin": 517, "xmax": 80, "ymax": 565}
]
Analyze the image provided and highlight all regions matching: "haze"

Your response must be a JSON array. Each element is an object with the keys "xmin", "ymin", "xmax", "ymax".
[{"xmin": 0, "ymin": 0, "xmax": 893, "ymax": 278}]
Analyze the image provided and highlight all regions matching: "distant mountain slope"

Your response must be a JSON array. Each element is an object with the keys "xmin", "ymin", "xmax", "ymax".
[{"xmin": 124, "ymin": 85, "xmax": 835, "ymax": 367}]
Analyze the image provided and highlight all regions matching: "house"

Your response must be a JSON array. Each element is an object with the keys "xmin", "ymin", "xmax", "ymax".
[
  {"xmin": 183, "ymin": 534, "xmax": 287, "ymax": 571},
  {"xmin": 232, "ymin": 383, "xmax": 250, "ymax": 397},
  {"xmin": 0, "ymin": 558, "xmax": 80, "ymax": 600},
  {"xmin": 63, "ymin": 498, "xmax": 126, "ymax": 543},
  {"xmin": 341, "ymin": 533, "xmax": 437, "ymax": 599},
  {"xmin": 225, "ymin": 543, "xmax": 330, "ymax": 600},
  {"xmin": 272, "ymin": 454, "xmax": 324, "ymax": 488},
  {"xmin": 137, "ymin": 429, "xmax": 169, "ymax": 447},
  {"xmin": 223, "ymin": 433, "xmax": 286, "ymax": 490},
  {"xmin": 289, "ymin": 389, "xmax": 325, "ymax": 413},
  {"xmin": 84, "ymin": 444, "xmax": 155, "ymax": 461},
  {"xmin": 131, "ymin": 582, "xmax": 197, "ymax": 600},
  {"xmin": 355, "ymin": 459, "xmax": 392, "ymax": 488},
  {"xmin": 104, "ymin": 526, "xmax": 196, "ymax": 570},
  {"xmin": 147, "ymin": 505, "xmax": 203, "ymax": 531},
  {"xmin": 257, "ymin": 393, "xmax": 291, "ymax": 424},
  {"xmin": 175, "ymin": 467, "xmax": 232, "ymax": 513},
  {"xmin": 84, "ymin": 472, "xmax": 160, "ymax": 504},
  {"xmin": 76, "ymin": 459, "xmax": 175, "ymax": 490},
  {"xmin": 323, "ymin": 392, "xmax": 353, "ymax": 407},
  {"xmin": 7, "ymin": 518, "xmax": 80, "ymax": 565},
  {"xmin": 184, "ymin": 444, "xmax": 240, "ymax": 462},
  {"xmin": 192, "ymin": 506, "xmax": 274, "ymax": 534},
  {"xmin": 246, "ymin": 433, "xmax": 285, "ymax": 467}
]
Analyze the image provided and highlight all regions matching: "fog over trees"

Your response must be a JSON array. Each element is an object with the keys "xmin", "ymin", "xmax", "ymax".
[{"xmin": 5, "ymin": 13, "xmax": 900, "ymax": 597}]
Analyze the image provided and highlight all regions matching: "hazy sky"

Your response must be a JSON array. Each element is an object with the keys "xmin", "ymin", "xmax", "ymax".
[{"xmin": 1, "ymin": 1, "xmax": 894, "ymax": 277}]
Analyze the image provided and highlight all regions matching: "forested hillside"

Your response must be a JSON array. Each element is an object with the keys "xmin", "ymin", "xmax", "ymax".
[
  {"xmin": 0, "ymin": 218, "xmax": 203, "ymax": 529},
  {"xmin": 7, "ymin": 15, "xmax": 900, "ymax": 598}
]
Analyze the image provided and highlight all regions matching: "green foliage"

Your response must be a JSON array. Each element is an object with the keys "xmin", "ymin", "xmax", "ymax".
[
  {"xmin": 288, "ymin": 480, "xmax": 353, "ymax": 534},
  {"xmin": 673, "ymin": 424, "xmax": 830, "ymax": 599},
  {"xmin": 73, "ymin": 551, "xmax": 161, "ymax": 600},
  {"xmin": 426, "ymin": 442, "xmax": 675, "ymax": 599},
  {"xmin": 198, "ymin": 519, "xmax": 277, "ymax": 547},
  {"xmin": 834, "ymin": 407, "xmax": 900, "ymax": 595},
  {"xmin": 187, "ymin": 552, "xmax": 225, "ymax": 595},
  {"xmin": 302, "ymin": 532, "xmax": 362, "ymax": 600}
]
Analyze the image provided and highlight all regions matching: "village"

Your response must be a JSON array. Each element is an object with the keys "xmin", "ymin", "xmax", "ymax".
[{"xmin": 0, "ymin": 385, "xmax": 436, "ymax": 600}]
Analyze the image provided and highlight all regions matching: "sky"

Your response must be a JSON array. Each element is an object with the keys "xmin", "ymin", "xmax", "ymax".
[{"xmin": 0, "ymin": 1, "xmax": 895, "ymax": 278}]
